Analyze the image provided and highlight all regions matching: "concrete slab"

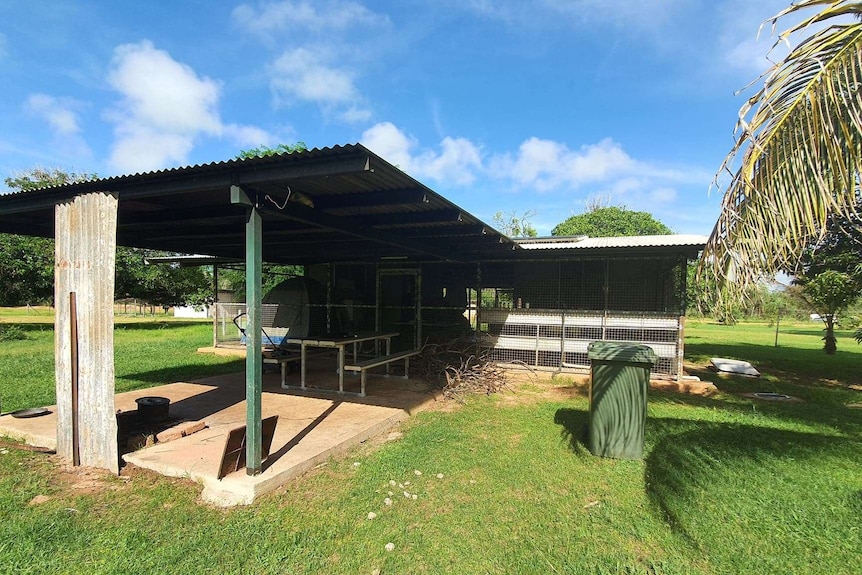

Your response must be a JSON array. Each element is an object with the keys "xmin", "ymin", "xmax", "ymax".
[{"xmin": 0, "ymin": 355, "xmax": 440, "ymax": 506}]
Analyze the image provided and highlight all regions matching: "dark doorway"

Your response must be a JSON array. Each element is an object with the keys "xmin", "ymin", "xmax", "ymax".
[{"xmin": 378, "ymin": 269, "xmax": 420, "ymax": 351}]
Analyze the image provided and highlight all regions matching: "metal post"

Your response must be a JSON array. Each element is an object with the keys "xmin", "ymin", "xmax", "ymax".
[
  {"xmin": 232, "ymin": 185, "xmax": 263, "ymax": 475},
  {"xmin": 70, "ymin": 291, "xmax": 80, "ymax": 467},
  {"xmin": 212, "ymin": 265, "xmax": 219, "ymax": 347}
]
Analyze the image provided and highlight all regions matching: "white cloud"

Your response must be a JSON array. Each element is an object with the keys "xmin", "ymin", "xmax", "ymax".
[
  {"xmin": 415, "ymin": 137, "xmax": 483, "ymax": 185},
  {"xmin": 501, "ymin": 137, "xmax": 636, "ymax": 192},
  {"xmin": 233, "ymin": 0, "xmax": 388, "ymax": 38},
  {"xmin": 361, "ymin": 122, "xmax": 416, "ymax": 169},
  {"xmin": 340, "ymin": 105, "xmax": 373, "ymax": 124},
  {"xmin": 361, "ymin": 123, "xmax": 707, "ymax": 198},
  {"xmin": 269, "ymin": 47, "xmax": 370, "ymax": 122},
  {"xmin": 26, "ymin": 93, "xmax": 82, "ymax": 135},
  {"xmin": 105, "ymin": 40, "xmax": 273, "ymax": 173},
  {"xmin": 235, "ymin": 1, "xmax": 385, "ymax": 126},
  {"xmin": 649, "ymin": 187, "xmax": 678, "ymax": 203},
  {"xmin": 24, "ymin": 93, "xmax": 92, "ymax": 160},
  {"xmin": 270, "ymin": 48, "xmax": 357, "ymax": 105},
  {"xmin": 223, "ymin": 124, "xmax": 275, "ymax": 148},
  {"xmin": 361, "ymin": 122, "xmax": 482, "ymax": 186},
  {"xmin": 107, "ymin": 41, "xmax": 222, "ymax": 136}
]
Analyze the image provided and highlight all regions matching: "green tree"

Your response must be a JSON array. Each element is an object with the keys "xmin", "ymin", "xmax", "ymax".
[
  {"xmin": 793, "ymin": 201, "xmax": 862, "ymax": 282},
  {"xmin": 551, "ymin": 206, "xmax": 672, "ymax": 237},
  {"xmin": 236, "ymin": 142, "xmax": 307, "ymax": 160},
  {"xmin": 796, "ymin": 270, "xmax": 860, "ymax": 354},
  {"xmin": 702, "ymin": 1, "xmax": 862, "ymax": 296},
  {"xmin": 4, "ymin": 166, "xmax": 93, "ymax": 192},
  {"xmin": 219, "ymin": 264, "xmax": 303, "ymax": 302},
  {"xmin": 0, "ymin": 235, "xmax": 54, "ymax": 306},
  {"xmin": 115, "ymin": 249, "xmax": 213, "ymax": 309},
  {"xmin": 0, "ymin": 168, "xmax": 96, "ymax": 306},
  {"xmin": 493, "ymin": 210, "xmax": 537, "ymax": 238},
  {"xmin": 2, "ymin": 168, "xmax": 211, "ymax": 308}
]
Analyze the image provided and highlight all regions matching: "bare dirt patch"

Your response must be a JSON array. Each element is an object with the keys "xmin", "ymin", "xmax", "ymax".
[{"xmin": 47, "ymin": 455, "xmax": 128, "ymax": 495}]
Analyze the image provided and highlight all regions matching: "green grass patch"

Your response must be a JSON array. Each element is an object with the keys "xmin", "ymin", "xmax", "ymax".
[
  {"xmin": 0, "ymin": 315, "xmax": 241, "ymax": 412},
  {"xmin": 0, "ymin": 317, "xmax": 860, "ymax": 573}
]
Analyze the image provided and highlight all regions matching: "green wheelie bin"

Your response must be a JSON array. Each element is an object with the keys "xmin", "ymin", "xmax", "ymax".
[{"xmin": 587, "ymin": 341, "xmax": 657, "ymax": 460}]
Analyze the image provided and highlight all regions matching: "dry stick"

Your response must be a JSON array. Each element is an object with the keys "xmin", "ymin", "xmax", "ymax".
[{"xmin": 413, "ymin": 338, "xmax": 516, "ymax": 401}]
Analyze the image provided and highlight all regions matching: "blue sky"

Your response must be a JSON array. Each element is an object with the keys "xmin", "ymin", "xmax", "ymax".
[{"xmin": 0, "ymin": 0, "xmax": 807, "ymax": 236}]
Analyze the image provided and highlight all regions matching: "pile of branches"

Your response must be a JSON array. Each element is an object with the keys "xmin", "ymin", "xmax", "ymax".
[{"xmin": 414, "ymin": 339, "xmax": 511, "ymax": 400}]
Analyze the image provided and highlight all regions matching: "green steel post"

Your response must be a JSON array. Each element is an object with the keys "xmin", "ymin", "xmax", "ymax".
[{"xmin": 232, "ymin": 185, "xmax": 263, "ymax": 475}]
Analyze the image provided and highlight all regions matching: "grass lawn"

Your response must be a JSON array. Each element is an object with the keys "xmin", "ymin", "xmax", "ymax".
[{"xmin": 0, "ymin": 312, "xmax": 860, "ymax": 574}]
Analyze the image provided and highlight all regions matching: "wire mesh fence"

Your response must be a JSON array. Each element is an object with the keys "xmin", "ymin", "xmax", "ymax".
[{"xmin": 211, "ymin": 256, "xmax": 688, "ymax": 377}]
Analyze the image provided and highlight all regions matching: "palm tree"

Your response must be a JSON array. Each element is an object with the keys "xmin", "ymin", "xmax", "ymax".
[{"xmin": 702, "ymin": 0, "xmax": 862, "ymax": 294}]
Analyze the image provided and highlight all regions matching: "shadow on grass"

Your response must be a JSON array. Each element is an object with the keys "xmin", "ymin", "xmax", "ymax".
[
  {"xmin": 114, "ymin": 321, "xmax": 211, "ymax": 331},
  {"xmin": 650, "ymin": 384, "xmax": 862, "ymax": 437},
  {"xmin": 0, "ymin": 323, "xmax": 53, "ymax": 334},
  {"xmin": 644, "ymin": 418, "xmax": 862, "ymax": 545},
  {"xmin": 686, "ymin": 341, "xmax": 862, "ymax": 389},
  {"xmin": 553, "ymin": 407, "xmax": 590, "ymax": 455},
  {"xmin": 116, "ymin": 360, "xmax": 245, "ymax": 387}
]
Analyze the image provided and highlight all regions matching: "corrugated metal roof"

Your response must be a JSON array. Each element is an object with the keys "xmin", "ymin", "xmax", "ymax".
[
  {"xmin": 515, "ymin": 234, "xmax": 709, "ymax": 250},
  {"xmin": 0, "ymin": 144, "xmax": 518, "ymax": 264}
]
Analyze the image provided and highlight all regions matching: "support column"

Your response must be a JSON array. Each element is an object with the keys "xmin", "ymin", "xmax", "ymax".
[
  {"xmin": 231, "ymin": 185, "xmax": 262, "ymax": 475},
  {"xmin": 54, "ymin": 192, "xmax": 119, "ymax": 473}
]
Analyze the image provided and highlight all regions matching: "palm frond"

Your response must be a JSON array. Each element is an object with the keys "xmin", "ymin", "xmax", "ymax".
[{"xmin": 702, "ymin": 0, "xmax": 862, "ymax": 294}]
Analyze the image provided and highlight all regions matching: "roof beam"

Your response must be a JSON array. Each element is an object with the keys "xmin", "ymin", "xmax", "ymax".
[
  {"xmin": 400, "ymin": 224, "xmax": 489, "ymax": 238},
  {"xmin": 354, "ymin": 209, "xmax": 464, "ymax": 228},
  {"xmin": 118, "ymin": 206, "xmax": 239, "ymax": 229},
  {"xmin": 312, "ymin": 188, "xmax": 429, "ymax": 210},
  {"xmin": 241, "ymin": 186, "xmax": 461, "ymax": 262}
]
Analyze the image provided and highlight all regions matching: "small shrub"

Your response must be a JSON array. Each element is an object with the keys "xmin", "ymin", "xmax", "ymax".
[{"xmin": 0, "ymin": 324, "xmax": 27, "ymax": 342}]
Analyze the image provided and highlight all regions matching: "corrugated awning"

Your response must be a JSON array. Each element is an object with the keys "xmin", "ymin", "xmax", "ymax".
[{"xmin": 0, "ymin": 144, "xmax": 518, "ymax": 264}]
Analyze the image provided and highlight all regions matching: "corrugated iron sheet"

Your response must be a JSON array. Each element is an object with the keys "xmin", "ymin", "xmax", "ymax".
[
  {"xmin": 54, "ymin": 192, "xmax": 120, "ymax": 474},
  {"xmin": 514, "ymin": 234, "xmax": 709, "ymax": 250}
]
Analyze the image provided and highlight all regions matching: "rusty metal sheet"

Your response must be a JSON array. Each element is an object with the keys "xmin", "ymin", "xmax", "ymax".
[{"xmin": 54, "ymin": 192, "xmax": 120, "ymax": 473}]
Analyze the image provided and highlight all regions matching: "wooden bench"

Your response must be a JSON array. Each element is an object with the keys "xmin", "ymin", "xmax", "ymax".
[{"xmin": 343, "ymin": 349, "xmax": 421, "ymax": 397}]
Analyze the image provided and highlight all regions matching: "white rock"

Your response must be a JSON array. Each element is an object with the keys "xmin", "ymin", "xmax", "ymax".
[
  {"xmin": 404, "ymin": 481, "xmax": 411, "ymax": 486},
  {"xmin": 384, "ymin": 497, "xmax": 393, "ymax": 506},
  {"xmin": 385, "ymin": 542, "xmax": 395, "ymax": 552},
  {"xmin": 436, "ymin": 473, "xmax": 444, "ymax": 479},
  {"xmin": 411, "ymin": 494, "xmax": 418, "ymax": 500},
  {"xmin": 398, "ymin": 483, "xmax": 404, "ymax": 489},
  {"xmin": 387, "ymin": 491, "xmax": 394, "ymax": 496},
  {"xmin": 403, "ymin": 491, "xmax": 410, "ymax": 498},
  {"xmin": 353, "ymin": 462, "xmax": 361, "ymax": 467},
  {"xmin": 414, "ymin": 469, "xmax": 422, "ymax": 476},
  {"xmin": 389, "ymin": 480, "xmax": 396, "ymax": 486},
  {"xmin": 367, "ymin": 512, "xmax": 377, "ymax": 520},
  {"xmin": 469, "ymin": 479, "xmax": 476, "ymax": 484}
]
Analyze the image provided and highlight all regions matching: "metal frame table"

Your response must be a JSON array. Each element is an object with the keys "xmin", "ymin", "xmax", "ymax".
[{"xmin": 282, "ymin": 332, "xmax": 398, "ymax": 394}]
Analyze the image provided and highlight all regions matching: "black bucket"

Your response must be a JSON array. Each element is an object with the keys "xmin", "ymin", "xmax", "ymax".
[{"xmin": 135, "ymin": 396, "xmax": 170, "ymax": 423}]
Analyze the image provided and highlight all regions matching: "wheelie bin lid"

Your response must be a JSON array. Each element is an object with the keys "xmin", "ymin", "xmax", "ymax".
[{"xmin": 588, "ymin": 341, "xmax": 657, "ymax": 364}]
